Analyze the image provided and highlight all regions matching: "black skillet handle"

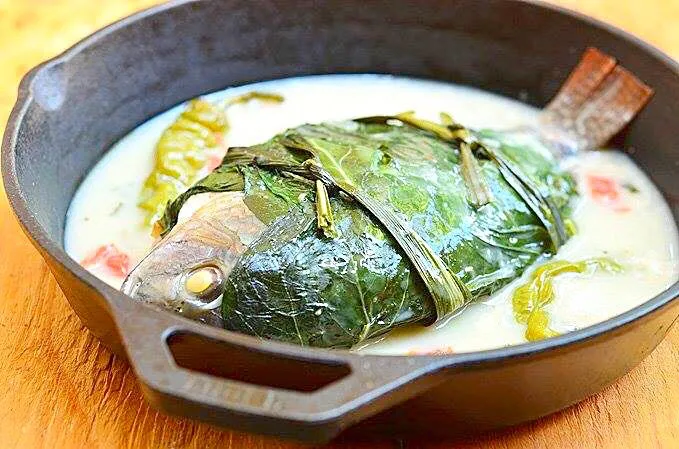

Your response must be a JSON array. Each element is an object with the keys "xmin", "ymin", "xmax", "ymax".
[{"xmin": 114, "ymin": 301, "xmax": 442, "ymax": 443}]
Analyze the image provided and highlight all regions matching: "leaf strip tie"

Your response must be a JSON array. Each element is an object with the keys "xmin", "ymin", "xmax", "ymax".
[
  {"xmin": 358, "ymin": 113, "xmax": 569, "ymax": 251},
  {"xmin": 315, "ymin": 180, "xmax": 340, "ymax": 238},
  {"xmin": 460, "ymin": 141, "xmax": 493, "ymax": 207}
]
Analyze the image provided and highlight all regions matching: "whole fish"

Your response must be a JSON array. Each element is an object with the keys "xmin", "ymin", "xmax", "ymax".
[{"xmin": 122, "ymin": 48, "xmax": 652, "ymax": 348}]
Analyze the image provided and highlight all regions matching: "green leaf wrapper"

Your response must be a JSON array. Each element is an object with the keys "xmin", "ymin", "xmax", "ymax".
[{"xmin": 158, "ymin": 117, "xmax": 576, "ymax": 348}]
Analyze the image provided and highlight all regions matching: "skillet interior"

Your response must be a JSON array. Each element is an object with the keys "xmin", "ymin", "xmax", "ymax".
[{"xmin": 3, "ymin": 0, "xmax": 679, "ymax": 443}]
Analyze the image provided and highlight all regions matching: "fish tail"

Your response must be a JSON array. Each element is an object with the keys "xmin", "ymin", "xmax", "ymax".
[{"xmin": 540, "ymin": 47, "xmax": 653, "ymax": 155}]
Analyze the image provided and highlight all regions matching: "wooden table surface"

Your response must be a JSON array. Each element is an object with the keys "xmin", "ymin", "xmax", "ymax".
[{"xmin": 0, "ymin": 1, "xmax": 677, "ymax": 447}]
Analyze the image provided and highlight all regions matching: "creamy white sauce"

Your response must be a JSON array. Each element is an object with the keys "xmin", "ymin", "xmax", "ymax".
[{"xmin": 64, "ymin": 75, "xmax": 679, "ymax": 354}]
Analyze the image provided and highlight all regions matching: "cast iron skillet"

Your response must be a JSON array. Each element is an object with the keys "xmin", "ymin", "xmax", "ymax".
[{"xmin": 3, "ymin": 0, "xmax": 679, "ymax": 443}]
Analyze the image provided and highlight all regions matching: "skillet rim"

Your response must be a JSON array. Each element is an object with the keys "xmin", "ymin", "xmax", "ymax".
[{"xmin": 2, "ymin": 0, "xmax": 679, "ymax": 369}]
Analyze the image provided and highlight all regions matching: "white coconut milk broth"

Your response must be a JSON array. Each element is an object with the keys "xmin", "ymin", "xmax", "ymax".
[{"xmin": 64, "ymin": 75, "xmax": 679, "ymax": 355}]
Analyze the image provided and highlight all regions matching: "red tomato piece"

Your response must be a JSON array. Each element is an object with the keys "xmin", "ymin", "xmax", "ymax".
[
  {"xmin": 206, "ymin": 148, "xmax": 227, "ymax": 172},
  {"xmin": 215, "ymin": 132, "xmax": 225, "ymax": 147},
  {"xmin": 81, "ymin": 244, "xmax": 130, "ymax": 278},
  {"xmin": 587, "ymin": 174, "xmax": 620, "ymax": 203},
  {"xmin": 613, "ymin": 205, "xmax": 632, "ymax": 213},
  {"xmin": 407, "ymin": 346, "xmax": 455, "ymax": 356}
]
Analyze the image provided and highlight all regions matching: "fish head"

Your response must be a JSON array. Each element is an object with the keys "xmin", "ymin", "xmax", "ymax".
[{"xmin": 121, "ymin": 192, "xmax": 266, "ymax": 326}]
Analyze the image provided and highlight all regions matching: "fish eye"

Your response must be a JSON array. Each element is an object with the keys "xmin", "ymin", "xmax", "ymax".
[{"xmin": 183, "ymin": 265, "xmax": 225, "ymax": 307}]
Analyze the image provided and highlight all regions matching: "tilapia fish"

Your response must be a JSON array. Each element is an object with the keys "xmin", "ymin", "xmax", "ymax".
[{"xmin": 122, "ymin": 48, "xmax": 652, "ymax": 348}]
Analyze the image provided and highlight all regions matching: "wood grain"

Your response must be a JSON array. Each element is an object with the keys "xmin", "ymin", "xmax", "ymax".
[{"xmin": 0, "ymin": 1, "xmax": 677, "ymax": 447}]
